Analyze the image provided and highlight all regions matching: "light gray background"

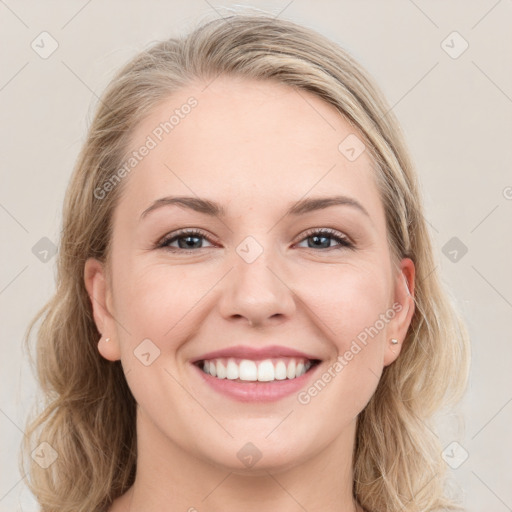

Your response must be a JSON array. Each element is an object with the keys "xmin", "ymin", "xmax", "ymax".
[{"xmin": 1, "ymin": 1, "xmax": 511, "ymax": 510}]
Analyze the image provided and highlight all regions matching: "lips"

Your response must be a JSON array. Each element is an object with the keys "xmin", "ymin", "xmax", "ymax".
[
  {"xmin": 190, "ymin": 344, "xmax": 321, "ymax": 364},
  {"xmin": 190, "ymin": 344, "xmax": 322, "ymax": 393},
  {"xmin": 192, "ymin": 356, "xmax": 322, "ymax": 402}
]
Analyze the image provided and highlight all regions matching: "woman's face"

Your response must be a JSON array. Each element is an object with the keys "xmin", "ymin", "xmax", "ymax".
[{"xmin": 86, "ymin": 76, "xmax": 415, "ymax": 472}]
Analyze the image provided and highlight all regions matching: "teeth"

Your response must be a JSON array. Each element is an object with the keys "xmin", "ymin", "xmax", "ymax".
[
  {"xmin": 239, "ymin": 360, "xmax": 257, "ymax": 381},
  {"xmin": 216, "ymin": 360, "xmax": 226, "ymax": 379},
  {"xmin": 201, "ymin": 357, "xmax": 315, "ymax": 382},
  {"xmin": 258, "ymin": 360, "xmax": 274, "ymax": 381},
  {"xmin": 226, "ymin": 359, "xmax": 239, "ymax": 380},
  {"xmin": 275, "ymin": 361, "xmax": 287, "ymax": 380},
  {"xmin": 286, "ymin": 359, "xmax": 296, "ymax": 379}
]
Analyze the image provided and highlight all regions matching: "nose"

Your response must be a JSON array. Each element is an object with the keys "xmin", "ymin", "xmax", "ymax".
[{"xmin": 217, "ymin": 249, "xmax": 296, "ymax": 328}]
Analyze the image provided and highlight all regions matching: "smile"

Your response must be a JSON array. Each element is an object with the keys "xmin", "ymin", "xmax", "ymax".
[
  {"xmin": 190, "ymin": 345, "xmax": 323, "ymax": 402},
  {"xmin": 196, "ymin": 357, "xmax": 321, "ymax": 382}
]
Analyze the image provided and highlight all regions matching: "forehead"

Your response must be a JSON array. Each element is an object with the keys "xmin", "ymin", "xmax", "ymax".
[{"xmin": 115, "ymin": 76, "xmax": 384, "ymax": 226}]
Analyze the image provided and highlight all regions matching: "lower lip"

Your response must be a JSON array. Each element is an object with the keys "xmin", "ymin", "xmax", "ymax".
[{"xmin": 192, "ymin": 362, "xmax": 321, "ymax": 402}]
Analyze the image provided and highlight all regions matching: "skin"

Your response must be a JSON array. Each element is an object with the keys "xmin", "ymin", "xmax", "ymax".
[{"xmin": 85, "ymin": 75, "xmax": 415, "ymax": 512}]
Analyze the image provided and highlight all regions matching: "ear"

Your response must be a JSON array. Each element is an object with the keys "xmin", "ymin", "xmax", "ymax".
[
  {"xmin": 383, "ymin": 257, "xmax": 415, "ymax": 367},
  {"xmin": 84, "ymin": 258, "xmax": 121, "ymax": 362}
]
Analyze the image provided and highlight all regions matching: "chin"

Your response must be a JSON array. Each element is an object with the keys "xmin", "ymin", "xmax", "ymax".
[{"xmin": 196, "ymin": 434, "xmax": 312, "ymax": 474}]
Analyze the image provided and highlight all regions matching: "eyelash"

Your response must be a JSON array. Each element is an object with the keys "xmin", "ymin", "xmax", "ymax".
[{"xmin": 156, "ymin": 227, "xmax": 355, "ymax": 253}]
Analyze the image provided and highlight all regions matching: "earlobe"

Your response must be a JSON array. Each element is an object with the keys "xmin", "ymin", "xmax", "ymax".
[
  {"xmin": 97, "ymin": 334, "xmax": 121, "ymax": 362},
  {"xmin": 383, "ymin": 337, "xmax": 403, "ymax": 367},
  {"xmin": 84, "ymin": 258, "xmax": 121, "ymax": 362}
]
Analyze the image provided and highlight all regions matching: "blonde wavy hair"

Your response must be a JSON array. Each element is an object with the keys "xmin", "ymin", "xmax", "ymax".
[{"xmin": 20, "ymin": 12, "xmax": 470, "ymax": 512}]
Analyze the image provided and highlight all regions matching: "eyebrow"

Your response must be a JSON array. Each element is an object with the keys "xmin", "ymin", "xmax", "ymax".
[{"xmin": 140, "ymin": 195, "xmax": 371, "ymax": 220}]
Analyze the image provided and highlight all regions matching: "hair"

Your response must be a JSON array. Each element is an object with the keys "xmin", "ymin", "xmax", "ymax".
[{"xmin": 20, "ymin": 11, "xmax": 470, "ymax": 512}]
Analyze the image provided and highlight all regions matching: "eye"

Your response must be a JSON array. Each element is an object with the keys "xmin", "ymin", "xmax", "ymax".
[
  {"xmin": 157, "ymin": 229, "xmax": 215, "ymax": 252},
  {"xmin": 156, "ymin": 227, "xmax": 354, "ymax": 253},
  {"xmin": 295, "ymin": 228, "xmax": 354, "ymax": 250}
]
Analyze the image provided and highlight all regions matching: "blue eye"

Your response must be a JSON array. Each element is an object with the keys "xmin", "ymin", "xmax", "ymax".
[
  {"xmin": 158, "ymin": 229, "xmax": 214, "ymax": 251},
  {"xmin": 296, "ymin": 228, "xmax": 354, "ymax": 250},
  {"xmin": 157, "ymin": 228, "xmax": 354, "ymax": 252}
]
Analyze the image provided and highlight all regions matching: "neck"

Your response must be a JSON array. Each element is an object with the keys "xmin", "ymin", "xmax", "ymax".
[{"xmin": 114, "ymin": 407, "xmax": 363, "ymax": 512}]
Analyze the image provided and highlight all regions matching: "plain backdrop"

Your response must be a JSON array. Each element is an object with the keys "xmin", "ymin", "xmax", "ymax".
[{"xmin": 1, "ymin": 1, "xmax": 511, "ymax": 510}]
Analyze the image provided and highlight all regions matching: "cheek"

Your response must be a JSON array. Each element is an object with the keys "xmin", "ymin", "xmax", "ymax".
[
  {"xmin": 300, "ymin": 265, "xmax": 390, "ymax": 408},
  {"xmin": 313, "ymin": 267, "xmax": 394, "ymax": 406},
  {"xmin": 115, "ymin": 261, "xmax": 222, "ymax": 362},
  {"xmin": 304, "ymin": 263, "xmax": 391, "ymax": 348}
]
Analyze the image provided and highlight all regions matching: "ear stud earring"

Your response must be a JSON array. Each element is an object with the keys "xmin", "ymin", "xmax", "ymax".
[
  {"xmin": 391, "ymin": 338, "xmax": 399, "ymax": 345},
  {"xmin": 105, "ymin": 337, "xmax": 111, "ymax": 343}
]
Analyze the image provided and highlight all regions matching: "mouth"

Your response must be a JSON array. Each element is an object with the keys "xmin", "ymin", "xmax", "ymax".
[
  {"xmin": 190, "ymin": 345, "xmax": 323, "ymax": 402},
  {"xmin": 193, "ymin": 357, "xmax": 322, "ymax": 383}
]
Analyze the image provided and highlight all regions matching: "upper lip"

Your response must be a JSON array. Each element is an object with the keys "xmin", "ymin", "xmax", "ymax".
[{"xmin": 191, "ymin": 345, "xmax": 321, "ymax": 363}]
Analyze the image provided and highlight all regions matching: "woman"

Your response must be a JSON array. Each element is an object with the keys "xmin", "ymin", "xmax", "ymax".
[{"xmin": 21, "ymin": 13, "xmax": 470, "ymax": 512}]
